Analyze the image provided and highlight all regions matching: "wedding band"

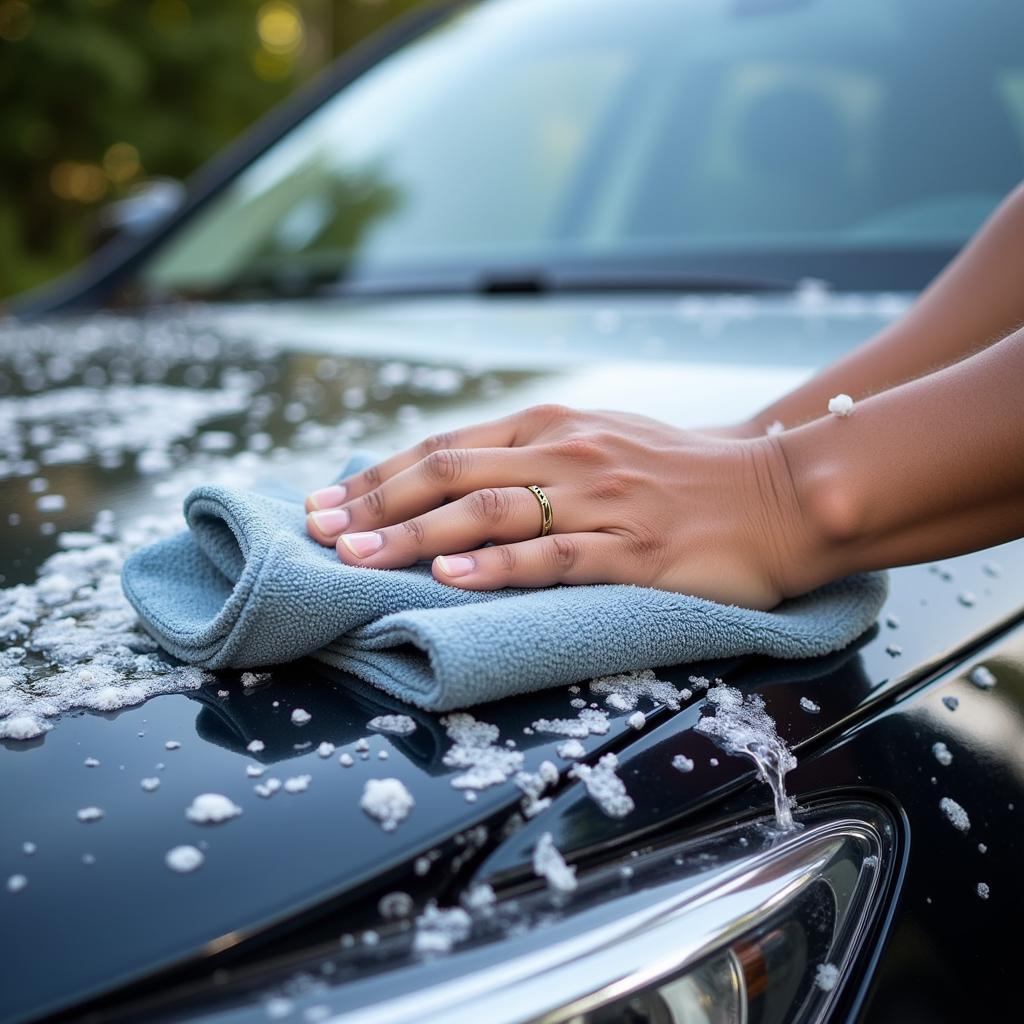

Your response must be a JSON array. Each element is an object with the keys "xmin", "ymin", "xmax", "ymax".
[{"xmin": 526, "ymin": 484, "xmax": 553, "ymax": 537}]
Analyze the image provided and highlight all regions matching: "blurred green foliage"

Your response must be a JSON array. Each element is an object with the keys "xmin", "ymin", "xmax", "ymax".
[{"xmin": 0, "ymin": 0, "xmax": 426, "ymax": 300}]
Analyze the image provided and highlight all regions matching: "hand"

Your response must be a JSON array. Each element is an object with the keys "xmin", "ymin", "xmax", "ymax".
[{"xmin": 304, "ymin": 404, "xmax": 814, "ymax": 609}]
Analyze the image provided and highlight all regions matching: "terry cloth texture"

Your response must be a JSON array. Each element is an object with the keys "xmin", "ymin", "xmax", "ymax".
[{"xmin": 122, "ymin": 459, "xmax": 888, "ymax": 712}]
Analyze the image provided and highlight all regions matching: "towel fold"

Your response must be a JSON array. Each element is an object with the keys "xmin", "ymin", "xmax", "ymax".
[{"xmin": 121, "ymin": 460, "xmax": 887, "ymax": 711}]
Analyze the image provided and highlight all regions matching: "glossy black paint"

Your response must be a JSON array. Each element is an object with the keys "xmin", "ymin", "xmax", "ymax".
[{"xmin": 1, "ymin": 301, "xmax": 1022, "ymax": 1023}]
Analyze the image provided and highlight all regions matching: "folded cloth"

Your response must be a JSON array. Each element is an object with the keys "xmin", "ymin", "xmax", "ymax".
[{"xmin": 122, "ymin": 460, "xmax": 888, "ymax": 711}]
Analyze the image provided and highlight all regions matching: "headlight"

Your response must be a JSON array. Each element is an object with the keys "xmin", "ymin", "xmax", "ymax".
[{"xmin": 321, "ymin": 801, "xmax": 893, "ymax": 1024}]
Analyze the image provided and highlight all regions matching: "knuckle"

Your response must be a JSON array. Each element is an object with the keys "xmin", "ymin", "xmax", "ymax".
[
  {"xmin": 418, "ymin": 431, "xmax": 458, "ymax": 458},
  {"xmin": 547, "ymin": 535, "xmax": 582, "ymax": 572},
  {"xmin": 361, "ymin": 465, "xmax": 382, "ymax": 489},
  {"xmin": 399, "ymin": 517, "xmax": 425, "ymax": 545},
  {"xmin": 362, "ymin": 488, "xmax": 386, "ymax": 520},
  {"xmin": 526, "ymin": 402, "xmax": 574, "ymax": 428},
  {"xmin": 422, "ymin": 447, "xmax": 469, "ymax": 485},
  {"xmin": 585, "ymin": 469, "xmax": 632, "ymax": 502},
  {"xmin": 467, "ymin": 487, "xmax": 509, "ymax": 524},
  {"xmin": 623, "ymin": 524, "xmax": 662, "ymax": 561},
  {"xmin": 494, "ymin": 544, "xmax": 517, "ymax": 572},
  {"xmin": 551, "ymin": 434, "xmax": 604, "ymax": 464}
]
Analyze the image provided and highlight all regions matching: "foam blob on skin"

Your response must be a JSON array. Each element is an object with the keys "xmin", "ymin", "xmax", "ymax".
[
  {"xmin": 827, "ymin": 393, "xmax": 854, "ymax": 417},
  {"xmin": 165, "ymin": 845, "xmax": 205, "ymax": 873}
]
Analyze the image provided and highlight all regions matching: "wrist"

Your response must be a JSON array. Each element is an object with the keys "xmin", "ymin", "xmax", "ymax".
[{"xmin": 772, "ymin": 423, "xmax": 868, "ymax": 594}]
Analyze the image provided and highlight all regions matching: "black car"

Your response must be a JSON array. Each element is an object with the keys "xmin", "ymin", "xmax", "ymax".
[{"xmin": 2, "ymin": 1, "xmax": 1023, "ymax": 1022}]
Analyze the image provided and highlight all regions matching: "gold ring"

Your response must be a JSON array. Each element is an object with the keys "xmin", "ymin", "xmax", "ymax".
[{"xmin": 526, "ymin": 484, "xmax": 553, "ymax": 537}]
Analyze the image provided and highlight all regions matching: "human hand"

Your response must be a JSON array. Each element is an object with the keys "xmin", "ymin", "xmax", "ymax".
[{"xmin": 304, "ymin": 404, "xmax": 815, "ymax": 609}]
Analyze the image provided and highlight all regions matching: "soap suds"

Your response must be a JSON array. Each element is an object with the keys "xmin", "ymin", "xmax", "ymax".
[
  {"xmin": 932, "ymin": 742, "xmax": 953, "ymax": 767},
  {"xmin": 290, "ymin": 708, "xmax": 311, "ymax": 726},
  {"xmin": 968, "ymin": 666, "xmax": 996, "ymax": 690},
  {"xmin": 186, "ymin": 793, "xmax": 242, "ymax": 824},
  {"xmin": 532, "ymin": 831, "xmax": 577, "ymax": 894},
  {"xmin": 815, "ymin": 962, "xmax": 839, "ymax": 991},
  {"xmin": 0, "ymin": 510, "xmax": 213, "ymax": 740},
  {"xmin": 412, "ymin": 901, "xmax": 472, "ymax": 956},
  {"xmin": 827, "ymin": 393, "xmax": 854, "ymax": 417},
  {"xmin": 672, "ymin": 754, "xmax": 694, "ymax": 773},
  {"xmin": 7, "ymin": 874, "xmax": 28, "ymax": 893},
  {"xmin": 696, "ymin": 685, "xmax": 798, "ymax": 830},
  {"xmin": 556, "ymin": 739, "xmax": 585, "ymax": 760},
  {"xmin": 283, "ymin": 774, "xmax": 311, "ymax": 794},
  {"xmin": 940, "ymin": 796, "xmax": 970, "ymax": 832},
  {"xmin": 532, "ymin": 707, "xmax": 610, "ymax": 739},
  {"xmin": 77, "ymin": 806, "xmax": 103, "ymax": 822},
  {"xmin": 368, "ymin": 714, "xmax": 417, "ymax": 735},
  {"xmin": 441, "ymin": 713, "xmax": 523, "ymax": 790},
  {"xmin": 569, "ymin": 753, "xmax": 634, "ymax": 818},
  {"xmin": 799, "ymin": 697, "xmax": 820, "ymax": 714},
  {"xmin": 166, "ymin": 845, "xmax": 205, "ymax": 873},
  {"xmin": 590, "ymin": 668, "xmax": 688, "ymax": 710},
  {"xmin": 360, "ymin": 778, "xmax": 413, "ymax": 831},
  {"xmin": 515, "ymin": 760, "xmax": 559, "ymax": 818}
]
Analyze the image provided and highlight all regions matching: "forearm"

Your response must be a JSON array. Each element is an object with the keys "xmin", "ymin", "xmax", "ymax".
[
  {"xmin": 740, "ymin": 182, "xmax": 1024, "ymax": 437},
  {"xmin": 776, "ymin": 328, "xmax": 1024, "ymax": 595}
]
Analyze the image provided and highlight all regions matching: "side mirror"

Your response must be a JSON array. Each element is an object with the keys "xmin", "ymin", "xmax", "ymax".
[{"xmin": 88, "ymin": 178, "xmax": 186, "ymax": 251}]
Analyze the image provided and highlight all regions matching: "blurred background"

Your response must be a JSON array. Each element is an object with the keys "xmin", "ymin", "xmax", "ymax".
[{"xmin": 0, "ymin": 0, "xmax": 427, "ymax": 299}]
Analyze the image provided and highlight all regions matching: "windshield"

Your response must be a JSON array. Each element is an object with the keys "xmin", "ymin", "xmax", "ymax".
[{"xmin": 141, "ymin": 0, "xmax": 1024, "ymax": 297}]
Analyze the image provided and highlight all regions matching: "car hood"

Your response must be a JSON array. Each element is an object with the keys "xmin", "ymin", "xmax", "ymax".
[{"xmin": 2, "ymin": 292, "xmax": 1022, "ymax": 1024}]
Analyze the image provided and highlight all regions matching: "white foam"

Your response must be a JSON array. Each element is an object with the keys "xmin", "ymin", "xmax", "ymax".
[
  {"xmin": 186, "ymin": 793, "xmax": 242, "ymax": 824},
  {"xmin": 284, "ymin": 774, "xmax": 311, "ymax": 794},
  {"xmin": 290, "ymin": 708, "xmax": 311, "ymax": 726},
  {"xmin": 442, "ymin": 713, "xmax": 523, "ymax": 790},
  {"xmin": 590, "ymin": 669, "xmax": 686, "ymax": 710},
  {"xmin": 368, "ymin": 714, "xmax": 417, "ymax": 735},
  {"xmin": 939, "ymin": 796, "xmax": 970, "ymax": 832},
  {"xmin": 799, "ymin": 697, "xmax": 820, "ymax": 714},
  {"xmin": 515, "ymin": 760, "xmax": 559, "ymax": 818},
  {"xmin": 932, "ymin": 742, "xmax": 953, "ymax": 767},
  {"xmin": 360, "ymin": 778, "xmax": 414, "ymax": 831},
  {"xmin": 165, "ymin": 845, "xmax": 205, "ymax": 873},
  {"xmin": 255, "ymin": 778, "xmax": 282, "ymax": 798},
  {"xmin": 247, "ymin": 739, "xmax": 265, "ymax": 754},
  {"xmin": 569, "ymin": 753, "xmax": 634, "ymax": 818},
  {"xmin": 77, "ymin": 806, "xmax": 103, "ymax": 822},
  {"xmin": 338, "ymin": 752, "xmax": 354, "ymax": 767},
  {"xmin": 827, "ymin": 393, "xmax": 854, "ymax": 417},
  {"xmin": 532, "ymin": 831, "xmax": 577, "ymax": 894},
  {"xmin": 316, "ymin": 741, "xmax": 335, "ymax": 758},
  {"xmin": 977, "ymin": 882, "xmax": 990, "ymax": 900},
  {"xmin": 815, "ymin": 962, "xmax": 839, "ymax": 991},
  {"xmin": 7, "ymin": 874, "xmax": 28, "ymax": 893},
  {"xmin": 141, "ymin": 777, "xmax": 160, "ymax": 792},
  {"xmin": 969, "ymin": 665, "xmax": 997, "ymax": 690},
  {"xmin": 627, "ymin": 711, "xmax": 646, "ymax": 730},
  {"xmin": 696, "ymin": 685, "xmax": 798, "ymax": 830},
  {"xmin": 671, "ymin": 754, "xmax": 694, "ymax": 773},
  {"xmin": 413, "ymin": 901, "xmax": 472, "ymax": 956},
  {"xmin": 556, "ymin": 739, "xmax": 585, "ymax": 760},
  {"xmin": 532, "ymin": 707, "xmax": 610, "ymax": 739}
]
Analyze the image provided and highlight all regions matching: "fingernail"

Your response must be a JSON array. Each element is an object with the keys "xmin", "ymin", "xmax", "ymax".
[
  {"xmin": 307, "ymin": 485, "xmax": 347, "ymax": 510},
  {"xmin": 339, "ymin": 531, "xmax": 385, "ymax": 558},
  {"xmin": 310, "ymin": 508, "xmax": 350, "ymax": 535},
  {"xmin": 436, "ymin": 554, "xmax": 476, "ymax": 577}
]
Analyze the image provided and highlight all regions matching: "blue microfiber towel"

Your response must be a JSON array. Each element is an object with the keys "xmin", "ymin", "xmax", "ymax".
[{"xmin": 121, "ymin": 457, "xmax": 887, "ymax": 711}]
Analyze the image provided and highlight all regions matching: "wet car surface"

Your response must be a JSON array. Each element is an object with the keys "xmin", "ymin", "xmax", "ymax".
[
  {"xmin": 2, "ymin": 300, "xmax": 1022, "ymax": 1024},
  {"xmin": 4, "ymin": 0, "xmax": 1024, "ymax": 1018}
]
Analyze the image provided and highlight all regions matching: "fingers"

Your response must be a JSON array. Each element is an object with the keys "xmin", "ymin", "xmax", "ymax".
[
  {"xmin": 431, "ymin": 532, "xmax": 631, "ymax": 590},
  {"xmin": 307, "ymin": 446, "xmax": 551, "ymax": 545},
  {"xmin": 331, "ymin": 486, "xmax": 553, "ymax": 568},
  {"xmin": 305, "ymin": 414, "xmax": 521, "ymax": 513}
]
